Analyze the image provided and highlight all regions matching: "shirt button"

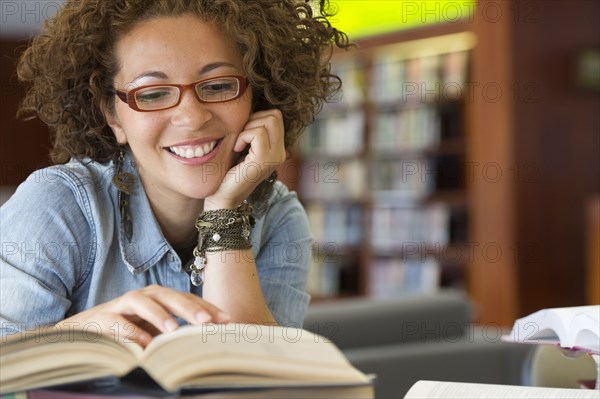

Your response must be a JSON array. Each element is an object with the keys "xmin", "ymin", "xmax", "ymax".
[{"xmin": 168, "ymin": 253, "xmax": 176, "ymax": 262}]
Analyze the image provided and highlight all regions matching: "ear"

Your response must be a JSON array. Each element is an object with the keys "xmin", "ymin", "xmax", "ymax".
[{"xmin": 101, "ymin": 100, "xmax": 127, "ymax": 145}]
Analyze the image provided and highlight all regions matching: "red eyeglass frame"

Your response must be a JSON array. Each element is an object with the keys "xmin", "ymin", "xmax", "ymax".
[{"xmin": 113, "ymin": 75, "xmax": 249, "ymax": 112}]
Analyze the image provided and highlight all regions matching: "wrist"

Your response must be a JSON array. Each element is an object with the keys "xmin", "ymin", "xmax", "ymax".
[
  {"xmin": 188, "ymin": 202, "xmax": 255, "ymax": 287},
  {"xmin": 202, "ymin": 198, "xmax": 238, "ymax": 211}
]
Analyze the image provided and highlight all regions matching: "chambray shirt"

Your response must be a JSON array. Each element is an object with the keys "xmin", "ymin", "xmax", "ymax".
[{"xmin": 0, "ymin": 155, "xmax": 312, "ymax": 336}]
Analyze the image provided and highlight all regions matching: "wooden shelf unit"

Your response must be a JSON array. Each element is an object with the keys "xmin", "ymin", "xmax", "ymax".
[{"xmin": 298, "ymin": 22, "xmax": 476, "ymax": 302}]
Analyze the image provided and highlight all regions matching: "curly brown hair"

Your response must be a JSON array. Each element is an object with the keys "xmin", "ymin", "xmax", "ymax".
[{"xmin": 16, "ymin": 0, "xmax": 351, "ymax": 164}]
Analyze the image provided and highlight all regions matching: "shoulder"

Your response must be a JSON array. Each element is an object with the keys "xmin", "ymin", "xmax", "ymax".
[
  {"xmin": 0, "ymin": 160, "xmax": 116, "ymax": 304},
  {"xmin": 254, "ymin": 181, "xmax": 309, "ymax": 240},
  {"xmin": 31, "ymin": 158, "xmax": 111, "ymax": 194},
  {"xmin": 32, "ymin": 158, "xmax": 113, "ymax": 193},
  {"xmin": 3, "ymin": 159, "xmax": 114, "ymax": 221},
  {"xmin": 264, "ymin": 181, "xmax": 306, "ymax": 220}
]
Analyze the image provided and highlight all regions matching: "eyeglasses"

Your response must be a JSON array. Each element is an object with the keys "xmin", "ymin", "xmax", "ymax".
[{"xmin": 114, "ymin": 75, "xmax": 249, "ymax": 112}]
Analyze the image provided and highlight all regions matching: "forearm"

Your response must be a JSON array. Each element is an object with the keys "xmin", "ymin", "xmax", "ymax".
[{"xmin": 202, "ymin": 249, "xmax": 277, "ymax": 325}]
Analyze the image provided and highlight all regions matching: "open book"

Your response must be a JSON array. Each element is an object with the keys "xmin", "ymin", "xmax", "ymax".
[
  {"xmin": 404, "ymin": 381, "xmax": 600, "ymax": 398},
  {"xmin": 502, "ymin": 305, "xmax": 600, "ymax": 391},
  {"xmin": 501, "ymin": 305, "xmax": 599, "ymax": 354},
  {"xmin": 0, "ymin": 323, "xmax": 373, "ymax": 397}
]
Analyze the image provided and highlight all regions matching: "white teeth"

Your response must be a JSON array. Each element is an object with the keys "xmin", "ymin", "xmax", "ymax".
[{"xmin": 169, "ymin": 141, "xmax": 217, "ymax": 159}]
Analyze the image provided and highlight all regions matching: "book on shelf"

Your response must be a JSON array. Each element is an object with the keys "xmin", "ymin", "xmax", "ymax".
[
  {"xmin": 329, "ymin": 57, "xmax": 365, "ymax": 108},
  {"xmin": 307, "ymin": 245, "xmax": 345, "ymax": 298},
  {"xmin": 307, "ymin": 258, "xmax": 342, "ymax": 298},
  {"xmin": 305, "ymin": 203, "xmax": 363, "ymax": 246},
  {"xmin": 404, "ymin": 380, "xmax": 599, "ymax": 399},
  {"xmin": 299, "ymin": 159, "xmax": 366, "ymax": 201},
  {"xmin": 368, "ymin": 257, "xmax": 440, "ymax": 299},
  {"xmin": 307, "ymin": 241, "xmax": 360, "ymax": 298},
  {"xmin": 369, "ymin": 53, "xmax": 405, "ymax": 103},
  {"xmin": 370, "ymin": 157, "xmax": 437, "ymax": 200},
  {"xmin": 369, "ymin": 45, "xmax": 471, "ymax": 106},
  {"xmin": 300, "ymin": 110, "xmax": 364, "ymax": 157},
  {"xmin": 370, "ymin": 203, "xmax": 450, "ymax": 250},
  {"xmin": 371, "ymin": 105, "xmax": 441, "ymax": 153},
  {"xmin": 0, "ymin": 323, "xmax": 374, "ymax": 398}
]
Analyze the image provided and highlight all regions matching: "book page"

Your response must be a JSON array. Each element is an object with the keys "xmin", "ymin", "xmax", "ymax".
[
  {"xmin": 141, "ymin": 323, "xmax": 370, "ymax": 392},
  {"xmin": 504, "ymin": 308, "xmax": 570, "ymax": 344},
  {"xmin": 404, "ymin": 381, "xmax": 600, "ymax": 399},
  {"xmin": 1, "ymin": 325, "xmax": 144, "ymax": 358},
  {"xmin": 572, "ymin": 310, "xmax": 600, "ymax": 353},
  {"xmin": 503, "ymin": 306, "xmax": 600, "ymax": 353},
  {"xmin": 0, "ymin": 327, "xmax": 143, "ymax": 393}
]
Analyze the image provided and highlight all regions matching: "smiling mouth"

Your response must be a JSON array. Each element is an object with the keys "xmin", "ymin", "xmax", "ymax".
[{"xmin": 167, "ymin": 139, "xmax": 220, "ymax": 159}]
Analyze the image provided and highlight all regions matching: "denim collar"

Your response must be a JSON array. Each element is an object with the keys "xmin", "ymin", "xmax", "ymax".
[{"xmin": 116, "ymin": 151, "xmax": 171, "ymax": 275}]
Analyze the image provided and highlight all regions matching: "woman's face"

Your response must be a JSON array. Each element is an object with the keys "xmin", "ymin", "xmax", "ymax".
[{"xmin": 106, "ymin": 14, "xmax": 252, "ymax": 204}]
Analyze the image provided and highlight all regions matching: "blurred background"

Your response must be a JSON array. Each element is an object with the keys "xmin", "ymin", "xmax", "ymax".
[{"xmin": 1, "ymin": 0, "xmax": 598, "ymax": 327}]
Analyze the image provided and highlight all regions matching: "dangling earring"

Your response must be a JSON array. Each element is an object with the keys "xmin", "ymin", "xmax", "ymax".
[{"xmin": 112, "ymin": 149, "xmax": 134, "ymax": 242}]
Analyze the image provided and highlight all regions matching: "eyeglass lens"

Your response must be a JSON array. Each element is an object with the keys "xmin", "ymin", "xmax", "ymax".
[{"xmin": 133, "ymin": 77, "xmax": 241, "ymax": 110}]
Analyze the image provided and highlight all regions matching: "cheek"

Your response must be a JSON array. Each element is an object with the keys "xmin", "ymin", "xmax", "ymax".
[
  {"xmin": 237, "ymin": 100, "xmax": 253, "ymax": 129},
  {"xmin": 225, "ymin": 100, "xmax": 252, "ymax": 134},
  {"xmin": 124, "ymin": 115, "xmax": 164, "ymax": 144}
]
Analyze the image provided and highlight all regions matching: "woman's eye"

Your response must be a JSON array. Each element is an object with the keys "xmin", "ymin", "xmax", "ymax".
[
  {"xmin": 199, "ymin": 80, "xmax": 239, "ymax": 101},
  {"xmin": 136, "ymin": 89, "xmax": 173, "ymax": 102},
  {"xmin": 204, "ymin": 82, "xmax": 234, "ymax": 93}
]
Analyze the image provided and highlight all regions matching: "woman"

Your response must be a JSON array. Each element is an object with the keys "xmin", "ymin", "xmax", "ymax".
[{"xmin": 0, "ymin": 0, "xmax": 350, "ymax": 347}]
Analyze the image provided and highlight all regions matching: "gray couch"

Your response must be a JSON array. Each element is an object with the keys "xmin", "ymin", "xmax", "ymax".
[{"xmin": 303, "ymin": 290, "xmax": 533, "ymax": 398}]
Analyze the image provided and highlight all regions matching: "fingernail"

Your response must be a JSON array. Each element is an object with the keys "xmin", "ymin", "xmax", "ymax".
[
  {"xmin": 138, "ymin": 332, "xmax": 151, "ymax": 345},
  {"xmin": 164, "ymin": 319, "xmax": 178, "ymax": 332},
  {"xmin": 196, "ymin": 312, "xmax": 212, "ymax": 324}
]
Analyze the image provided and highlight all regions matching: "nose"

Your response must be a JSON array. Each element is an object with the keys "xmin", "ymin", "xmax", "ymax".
[{"xmin": 170, "ymin": 87, "xmax": 213, "ymax": 129}]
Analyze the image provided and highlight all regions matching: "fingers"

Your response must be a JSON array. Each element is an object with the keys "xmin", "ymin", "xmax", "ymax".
[
  {"xmin": 234, "ymin": 127, "xmax": 283, "ymax": 165},
  {"xmin": 137, "ymin": 285, "xmax": 231, "ymax": 327},
  {"xmin": 62, "ymin": 286, "xmax": 231, "ymax": 348},
  {"xmin": 57, "ymin": 311, "xmax": 156, "ymax": 348},
  {"xmin": 236, "ymin": 109, "xmax": 284, "ymax": 154},
  {"xmin": 234, "ymin": 109, "xmax": 286, "ymax": 168},
  {"xmin": 204, "ymin": 109, "xmax": 286, "ymax": 209},
  {"xmin": 116, "ymin": 290, "xmax": 176, "ymax": 333},
  {"xmin": 244, "ymin": 108, "xmax": 285, "ymax": 135},
  {"xmin": 110, "ymin": 314, "xmax": 155, "ymax": 348}
]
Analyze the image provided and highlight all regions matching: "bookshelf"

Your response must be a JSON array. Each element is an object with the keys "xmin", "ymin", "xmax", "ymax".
[{"xmin": 298, "ymin": 26, "xmax": 477, "ymax": 300}]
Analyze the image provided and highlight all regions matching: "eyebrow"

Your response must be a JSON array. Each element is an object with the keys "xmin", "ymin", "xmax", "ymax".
[
  {"xmin": 200, "ymin": 62, "xmax": 236, "ymax": 74},
  {"xmin": 132, "ymin": 62, "xmax": 237, "ymax": 83}
]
